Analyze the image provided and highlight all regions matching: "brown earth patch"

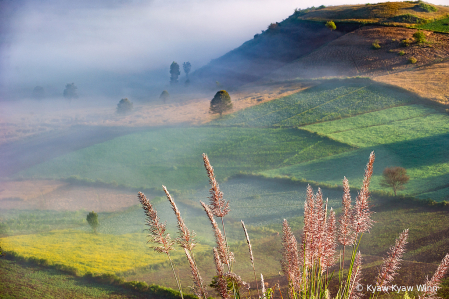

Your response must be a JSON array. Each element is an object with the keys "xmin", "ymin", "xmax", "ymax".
[
  {"xmin": 265, "ymin": 26, "xmax": 449, "ymax": 85},
  {"xmin": 374, "ymin": 60, "xmax": 449, "ymax": 104},
  {"xmin": 0, "ymin": 180, "xmax": 142, "ymax": 212}
]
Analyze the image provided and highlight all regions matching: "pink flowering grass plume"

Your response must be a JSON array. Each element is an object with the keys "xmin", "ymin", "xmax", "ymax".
[
  {"xmin": 163, "ymin": 185, "xmax": 196, "ymax": 251},
  {"xmin": 202, "ymin": 153, "xmax": 230, "ymax": 218},
  {"xmin": 421, "ymin": 253, "xmax": 449, "ymax": 299},
  {"xmin": 241, "ymin": 220, "xmax": 260, "ymax": 298},
  {"xmin": 322, "ymin": 208, "xmax": 337, "ymax": 270},
  {"xmin": 213, "ymin": 247, "xmax": 229, "ymax": 299},
  {"xmin": 353, "ymin": 151, "xmax": 375, "ymax": 235},
  {"xmin": 201, "ymin": 201, "xmax": 231, "ymax": 267},
  {"xmin": 376, "ymin": 229, "xmax": 409, "ymax": 290},
  {"xmin": 138, "ymin": 191, "xmax": 174, "ymax": 254},
  {"xmin": 184, "ymin": 247, "xmax": 208, "ymax": 299},
  {"xmin": 281, "ymin": 219, "xmax": 301, "ymax": 295},
  {"xmin": 138, "ymin": 191, "xmax": 183, "ymax": 299},
  {"xmin": 163, "ymin": 186, "xmax": 207, "ymax": 298},
  {"xmin": 348, "ymin": 251, "xmax": 362, "ymax": 299}
]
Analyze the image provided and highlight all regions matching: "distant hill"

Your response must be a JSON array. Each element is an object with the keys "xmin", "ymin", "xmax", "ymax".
[{"xmin": 190, "ymin": 1, "xmax": 449, "ymax": 104}]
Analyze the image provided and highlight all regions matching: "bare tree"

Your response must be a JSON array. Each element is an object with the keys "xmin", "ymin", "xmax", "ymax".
[{"xmin": 380, "ymin": 167, "xmax": 410, "ymax": 196}]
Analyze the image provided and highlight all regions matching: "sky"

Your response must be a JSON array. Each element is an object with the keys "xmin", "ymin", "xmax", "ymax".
[{"xmin": 0, "ymin": 0, "xmax": 447, "ymax": 99}]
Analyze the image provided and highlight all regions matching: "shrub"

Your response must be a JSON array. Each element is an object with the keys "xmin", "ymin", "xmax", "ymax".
[
  {"xmin": 399, "ymin": 50, "xmax": 406, "ymax": 56},
  {"xmin": 325, "ymin": 20, "xmax": 337, "ymax": 31},
  {"xmin": 418, "ymin": 2, "xmax": 438, "ymax": 12},
  {"xmin": 86, "ymin": 211, "xmax": 99, "ymax": 233},
  {"xmin": 267, "ymin": 23, "xmax": 280, "ymax": 33},
  {"xmin": 409, "ymin": 56, "xmax": 418, "ymax": 64},
  {"xmin": 413, "ymin": 30, "xmax": 427, "ymax": 43},
  {"xmin": 401, "ymin": 39, "xmax": 411, "ymax": 47},
  {"xmin": 372, "ymin": 40, "xmax": 381, "ymax": 49},
  {"xmin": 160, "ymin": 90, "xmax": 169, "ymax": 103},
  {"xmin": 116, "ymin": 98, "xmax": 133, "ymax": 114}
]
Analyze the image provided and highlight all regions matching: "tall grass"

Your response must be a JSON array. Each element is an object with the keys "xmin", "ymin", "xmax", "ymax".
[{"xmin": 139, "ymin": 152, "xmax": 449, "ymax": 299}]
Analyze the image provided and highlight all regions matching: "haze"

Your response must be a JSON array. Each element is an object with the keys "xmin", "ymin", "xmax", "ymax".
[{"xmin": 1, "ymin": 0, "xmax": 446, "ymax": 99}]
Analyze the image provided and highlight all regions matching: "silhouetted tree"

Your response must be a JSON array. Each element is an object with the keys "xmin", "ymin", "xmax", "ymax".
[
  {"xmin": 380, "ymin": 167, "xmax": 410, "ymax": 196},
  {"xmin": 325, "ymin": 20, "xmax": 336, "ymax": 31},
  {"xmin": 86, "ymin": 211, "xmax": 99, "ymax": 233},
  {"xmin": 210, "ymin": 90, "xmax": 232, "ymax": 117},
  {"xmin": 63, "ymin": 83, "xmax": 78, "ymax": 99},
  {"xmin": 117, "ymin": 98, "xmax": 133, "ymax": 114},
  {"xmin": 32, "ymin": 86, "xmax": 45, "ymax": 99},
  {"xmin": 170, "ymin": 61, "xmax": 180, "ymax": 84},
  {"xmin": 160, "ymin": 90, "xmax": 169, "ymax": 103}
]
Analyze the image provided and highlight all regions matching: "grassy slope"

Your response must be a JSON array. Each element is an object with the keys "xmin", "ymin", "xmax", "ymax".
[
  {"xmin": 0, "ymin": 230, "xmax": 212, "ymax": 275},
  {"xmin": 0, "ymin": 258, "xmax": 144, "ymax": 299},
  {"xmin": 14, "ymin": 127, "xmax": 353, "ymax": 191},
  {"xmin": 297, "ymin": 1, "xmax": 449, "ymax": 25},
  {"xmin": 213, "ymin": 79, "xmax": 414, "ymax": 128},
  {"xmin": 416, "ymin": 17, "xmax": 449, "ymax": 32}
]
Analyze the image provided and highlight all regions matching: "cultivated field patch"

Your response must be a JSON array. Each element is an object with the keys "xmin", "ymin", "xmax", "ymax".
[
  {"xmin": 0, "ymin": 229, "xmax": 210, "ymax": 275},
  {"xmin": 417, "ymin": 17, "xmax": 449, "ymax": 33},
  {"xmin": 14, "ymin": 127, "xmax": 353, "ymax": 191},
  {"xmin": 302, "ymin": 105, "xmax": 449, "ymax": 147},
  {"xmin": 213, "ymin": 79, "xmax": 414, "ymax": 128}
]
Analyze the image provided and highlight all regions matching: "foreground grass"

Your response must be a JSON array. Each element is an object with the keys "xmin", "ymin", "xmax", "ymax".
[
  {"xmin": 0, "ymin": 229, "xmax": 210, "ymax": 275},
  {"xmin": 14, "ymin": 127, "xmax": 353, "ymax": 191}
]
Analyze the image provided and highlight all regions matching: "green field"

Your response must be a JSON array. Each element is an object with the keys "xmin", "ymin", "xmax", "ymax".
[
  {"xmin": 416, "ymin": 17, "xmax": 449, "ymax": 32},
  {"xmin": 14, "ymin": 127, "xmax": 353, "ymax": 191},
  {"xmin": 213, "ymin": 79, "xmax": 415, "ymax": 128},
  {"xmin": 302, "ymin": 105, "xmax": 449, "ymax": 147}
]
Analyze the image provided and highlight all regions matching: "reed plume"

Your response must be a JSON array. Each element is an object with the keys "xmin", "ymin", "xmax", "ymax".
[
  {"xmin": 138, "ymin": 191, "xmax": 174, "ymax": 255},
  {"xmin": 281, "ymin": 219, "xmax": 301, "ymax": 295},
  {"xmin": 163, "ymin": 186, "xmax": 207, "ymax": 298},
  {"xmin": 201, "ymin": 201, "xmax": 231, "ymax": 267},
  {"xmin": 213, "ymin": 247, "xmax": 229, "ymax": 299},
  {"xmin": 138, "ymin": 191, "xmax": 183, "ymax": 299},
  {"xmin": 421, "ymin": 253, "xmax": 449, "ymax": 299},
  {"xmin": 163, "ymin": 185, "xmax": 196, "ymax": 251},
  {"xmin": 203, "ymin": 153, "xmax": 230, "ymax": 218},
  {"xmin": 376, "ymin": 229, "xmax": 409, "ymax": 289},
  {"xmin": 338, "ymin": 177, "xmax": 356, "ymax": 270},
  {"xmin": 353, "ymin": 151, "xmax": 375, "ymax": 235},
  {"xmin": 184, "ymin": 247, "xmax": 208, "ymax": 299},
  {"xmin": 261, "ymin": 273, "xmax": 266, "ymax": 299},
  {"xmin": 242, "ymin": 220, "xmax": 260, "ymax": 298}
]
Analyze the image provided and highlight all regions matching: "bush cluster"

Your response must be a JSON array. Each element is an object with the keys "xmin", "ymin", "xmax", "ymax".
[
  {"xmin": 372, "ymin": 40, "xmax": 381, "ymax": 49},
  {"xmin": 409, "ymin": 56, "xmax": 418, "ymax": 64},
  {"xmin": 418, "ymin": 2, "xmax": 438, "ymax": 12}
]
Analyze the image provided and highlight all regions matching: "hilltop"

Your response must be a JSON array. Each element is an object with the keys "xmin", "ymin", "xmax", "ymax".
[{"xmin": 191, "ymin": 1, "xmax": 449, "ymax": 104}]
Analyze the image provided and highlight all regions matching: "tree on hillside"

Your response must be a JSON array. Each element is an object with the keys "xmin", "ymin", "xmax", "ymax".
[
  {"xmin": 170, "ymin": 61, "xmax": 181, "ymax": 84},
  {"xmin": 117, "ymin": 98, "xmax": 133, "ymax": 114},
  {"xmin": 380, "ymin": 166, "xmax": 410, "ymax": 196},
  {"xmin": 160, "ymin": 90, "xmax": 170, "ymax": 103},
  {"xmin": 63, "ymin": 83, "xmax": 78, "ymax": 99},
  {"xmin": 210, "ymin": 90, "xmax": 232, "ymax": 117},
  {"xmin": 86, "ymin": 211, "xmax": 99, "ymax": 233},
  {"xmin": 325, "ymin": 20, "xmax": 336, "ymax": 31},
  {"xmin": 183, "ymin": 62, "xmax": 191, "ymax": 84},
  {"xmin": 32, "ymin": 86, "xmax": 45, "ymax": 99}
]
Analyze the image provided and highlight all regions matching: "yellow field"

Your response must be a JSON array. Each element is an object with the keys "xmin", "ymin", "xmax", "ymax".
[{"xmin": 0, "ymin": 229, "xmax": 210, "ymax": 275}]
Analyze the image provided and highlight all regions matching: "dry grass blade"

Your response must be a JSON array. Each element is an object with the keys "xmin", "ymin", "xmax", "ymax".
[
  {"xmin": 213, "ymin": 247, "xmax": 229, "ymax": 299},
  {"xmin": 241, "ymin": 220, "xmax": 260, "ymax": 297},
  {"xmin": 184, "ymin": 247, "xmax": 208, "ymax": 299},
  {"xmin": 348, "ymin": 252, "xmax": 362, "ymax": 299}
]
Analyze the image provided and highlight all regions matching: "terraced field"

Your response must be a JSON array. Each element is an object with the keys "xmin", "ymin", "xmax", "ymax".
[
  {"xmin": 14, "ymin": 127, "xmax": 353, "ymax": 191},
  {"xmin": 212, "ymin": 79, "xmax": 414, "ymax": 128},
  {"xmin": 417, "ymin": 17, "xmax": 449, "ymax": 33}
]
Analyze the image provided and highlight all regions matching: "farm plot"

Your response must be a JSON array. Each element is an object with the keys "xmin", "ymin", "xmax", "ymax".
[
  {"xmin": 14, "ymin": 127, "xmax": 353, "ymax": 191},
  {"xmin": 262, "ymin": 134, "xmax": 449, "ymax": 200},
  {"xmin": 302, "ymin": 105, "xmax": 449, "ymax": 147},
  {"xmin": 417, "ymin": 17, "xmax": 449, "ymax": 33},
  {"xmin": 212, "ymin": 79, "xmax": 414, "ymax": 128},
  {"xmin": 0, "ymin": 229, "xmax": 210, "ymax": 275}
]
